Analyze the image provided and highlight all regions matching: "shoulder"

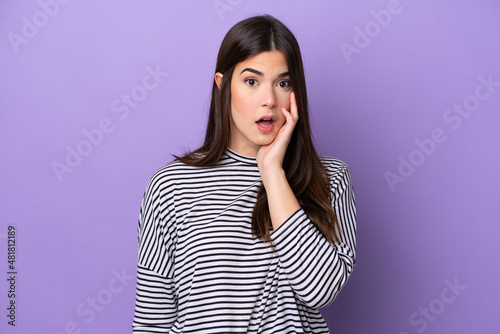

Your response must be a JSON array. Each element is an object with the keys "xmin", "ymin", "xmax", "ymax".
[
  {"xmin": 143, "ymin": 159, "xmax": 202, "ymax": 195},
  {"xmin": 145, "ymin": 157, "xmax": 233, "ymax": 194},
  {"xmin": 319, "ymin": 156, "xmax": 353, "ymax": 189},
  {"xmin": 150, "ymin": 159, "xmax": 196, "ymax": 180},
  {"xmin": 319, "ymin": 156, "xmax": 349, "ymax": 178}
]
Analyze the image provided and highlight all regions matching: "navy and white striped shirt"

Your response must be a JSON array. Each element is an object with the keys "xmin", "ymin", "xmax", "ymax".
[{"xmin": 132, "ymin": 149, "xmax": 356, "ymax": 333}]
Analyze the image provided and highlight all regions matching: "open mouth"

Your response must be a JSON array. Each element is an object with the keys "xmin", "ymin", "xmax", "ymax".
[{"xmin": 256, "ymin": 118, "xmax": 275, "ymax": 128}]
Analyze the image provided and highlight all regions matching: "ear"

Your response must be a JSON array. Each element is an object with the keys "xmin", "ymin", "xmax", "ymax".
[{"xmin": 214, "ymin": 72, "xmax": 223, "ymax": 89}]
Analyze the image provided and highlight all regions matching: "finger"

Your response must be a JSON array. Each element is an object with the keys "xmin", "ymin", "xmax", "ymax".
[
  {"xmin": 280, "ymin": 107, "xmax": 297, "ymax": 141},
  {"xmin": 281, "ymin": 92, "xmax": 298, "ymax": 127},
  {"xmin": 281, "ymin": 106, "xmax": 295, "ymax": 127},
  {"xmin": 289, "ymin": 91, "xmax": 299, "ymax": 122}
]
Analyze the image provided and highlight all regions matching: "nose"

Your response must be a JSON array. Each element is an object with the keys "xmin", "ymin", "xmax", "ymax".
[{"xmin": 261, "ymin": 84, "xmax": 277, "ymax": 109}]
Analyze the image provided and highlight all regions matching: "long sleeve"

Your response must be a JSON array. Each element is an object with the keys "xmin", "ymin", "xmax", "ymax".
[
  {"xmin": 132, "ymin": 170, "xmax": 178, "ymax": 333},
  {"xmin": 270, "ymin": 159, "xmax": 356, "ymax": 309},
  {"xmin": 131, "ymin": 152, "xmax": 353, "ymax": 332}
]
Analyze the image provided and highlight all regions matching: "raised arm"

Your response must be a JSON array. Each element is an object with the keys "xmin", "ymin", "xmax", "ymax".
[
  {"xmin": 257, "ymin": 92, "xmax": 356, "ymax": 309},
  {"xmin": 270, "ymin": 161, "xmax": 356, "ymax": 308}
]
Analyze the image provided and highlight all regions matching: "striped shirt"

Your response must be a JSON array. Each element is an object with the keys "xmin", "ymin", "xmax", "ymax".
[{"xmin": 132, "ymin": 149, "xmax": 356, "ymax": 333}]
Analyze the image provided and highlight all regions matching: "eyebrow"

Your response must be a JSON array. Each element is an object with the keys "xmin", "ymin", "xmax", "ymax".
[{"xmin": 239, "ymin": 68, "xmax": 289, "ymax": 78}]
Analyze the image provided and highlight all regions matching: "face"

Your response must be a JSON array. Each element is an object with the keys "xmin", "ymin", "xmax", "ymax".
[{"xmin": 217, "ymin": 51, "xmax": 292, "ymax": 157}]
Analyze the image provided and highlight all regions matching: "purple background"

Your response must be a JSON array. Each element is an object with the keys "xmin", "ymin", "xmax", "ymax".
[{"xmin": 1, "ymin": 1, "xmax": 499, "ymax": 333}]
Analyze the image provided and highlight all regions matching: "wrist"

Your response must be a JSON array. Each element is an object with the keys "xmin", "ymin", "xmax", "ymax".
[
  {"xmin": 260, "ymin": 168, "xmax": 301, "ymax": 230},
  {"xmin": 260, "ymin": 167, "xmax": 286, "ymax": 186}
]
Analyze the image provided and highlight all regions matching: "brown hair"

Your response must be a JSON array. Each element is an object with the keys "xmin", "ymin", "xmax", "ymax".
[{"xmin": 176, "ymin": 15, "xmax": 340, "ymax": 244}]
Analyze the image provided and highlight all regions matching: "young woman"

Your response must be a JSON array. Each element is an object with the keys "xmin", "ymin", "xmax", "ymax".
[{"xmin": 132, "ymin": 15, "xmax": 356, "ymax": 333}]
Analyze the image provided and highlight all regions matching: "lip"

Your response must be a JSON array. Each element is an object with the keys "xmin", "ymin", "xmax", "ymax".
[
  {"xmin": 256, "ymin": 115, "xmax": 277, "ymax": 122},
  {"xmin": 256, "ymin": 115, "xmax": 276, "ymax": 133}
]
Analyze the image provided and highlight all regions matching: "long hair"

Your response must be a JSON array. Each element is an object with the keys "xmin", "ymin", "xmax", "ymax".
[{"xmin": 176, "ymin": 15, "xmax": 340, "ymax": 245}]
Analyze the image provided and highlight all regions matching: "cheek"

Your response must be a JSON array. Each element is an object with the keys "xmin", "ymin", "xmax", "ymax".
[
  {"xmin": 231, "ymin": 89, "xmax": 256, "ymax": 117},
  {"xmin": 276, "ymin": 92, "xmax": 291, "ymax": 119},
  {"xmin": 277, "ymin": 90, "xmax": 290, "ymax": 106}
]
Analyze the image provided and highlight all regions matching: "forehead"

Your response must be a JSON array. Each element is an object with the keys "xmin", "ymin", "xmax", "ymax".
[{"xmin": 235, "ymin": 51, "xmax": 288, "ymax": 73}]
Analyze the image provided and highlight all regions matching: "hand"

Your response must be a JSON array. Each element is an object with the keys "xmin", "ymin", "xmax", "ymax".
[{"xmin": 256, "ymin": 92, "xmax": 299, "ymax": 179}]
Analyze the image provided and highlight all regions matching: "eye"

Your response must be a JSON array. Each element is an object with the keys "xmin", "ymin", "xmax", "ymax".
[
  {"xmin": 278, "ymin": 80, "xmax": 291, "ymax": 89},
  {"xmin": 245, "ymin": 78, "xmax": 258, "ymax": 87}
]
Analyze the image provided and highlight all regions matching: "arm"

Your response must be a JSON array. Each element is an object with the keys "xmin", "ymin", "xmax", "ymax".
[
  {"xmin": 257, "ymin": 93, "xmax": 356, "ymax": 309},
  {"xmin": 256, "ymin": 91, "xmax": 301, "ymax": 231},
  {"xmin": 270, "ymin": 162, "xmax": 356, "ymax": 309},
  {"xmin": 133, "ymin": 265, "xmax": 177, "ymax": 333},
  {"xmin": 132, "ymin": 170, "xmax": 178, "ymax": 333}
]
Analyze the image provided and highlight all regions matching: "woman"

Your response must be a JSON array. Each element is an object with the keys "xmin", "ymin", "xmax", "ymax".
[{"xmin": 132, "ymin": 15, "xmax": 356, "ymax": 333}]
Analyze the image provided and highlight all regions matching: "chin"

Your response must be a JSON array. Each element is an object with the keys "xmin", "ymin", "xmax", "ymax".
[{"xmin": 256, "ymin": 135, "xmax": 278, "ymax": 146}]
